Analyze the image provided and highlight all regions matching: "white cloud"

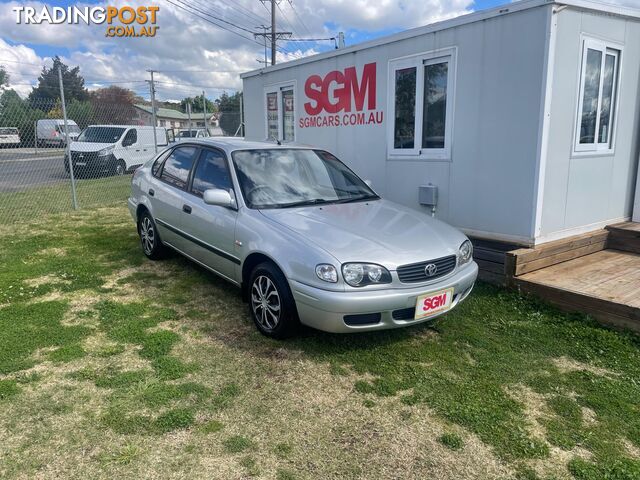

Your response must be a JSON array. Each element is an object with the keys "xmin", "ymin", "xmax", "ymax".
[{"xmin": 4, "ymin": 0, "xmax": 639, "ymax": 101}]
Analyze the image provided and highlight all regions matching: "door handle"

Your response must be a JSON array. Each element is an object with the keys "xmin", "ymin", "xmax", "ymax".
[
  {"xmin": 148, "ymin": 189, "xmax": 154, "ymax": 197},
  {"xmin": 183, "ymin": 204, "xmax": 192, "ymax": 214},
  {"xmin": 135, "ymin": 149, "xmax": 140, "ymax": 152}
]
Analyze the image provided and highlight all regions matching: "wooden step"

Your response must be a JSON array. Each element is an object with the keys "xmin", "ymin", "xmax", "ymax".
[
  {"xmin": 606, "ymin": 222, "xmax": 640, "ymax": 254},
  {"xmin": 505, "ymin": 230, "xmax": 608, "ymax": 278}
]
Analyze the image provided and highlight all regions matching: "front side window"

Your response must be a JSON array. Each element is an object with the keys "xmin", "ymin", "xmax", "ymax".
[
  {"xmin": 232, "ymin": 149, "xmax": 377, "ymax": 209},
  {"xmin": 389, "ymin": 50, "xmax": 455, "ymax": 158},
  {"xmin": 575, "ymin": 39, "xmax": 620, "ymax": 153},
  {"xmin": 122, "ymin": 129, "xmax": 137, "ymax": 146},
  {"xmin": 160, "ymin": 146, "xmax": 198, "ymax": 189},
  {"xmin": 191, "ymin": 149, "xmax": 232, "ymax": 197}
]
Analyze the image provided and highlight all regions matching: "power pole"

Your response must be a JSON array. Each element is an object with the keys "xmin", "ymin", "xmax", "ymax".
[
  {"xmin": 254, "ymin": 1, "xmax": 291, "ymax": 66},
  {"xmin": 146, "ymin": 70, "xmax": 158, "ymax": 153},
  {"xmin": 270, "ymin": 0, "xmax": 276, "ymax": 66}
]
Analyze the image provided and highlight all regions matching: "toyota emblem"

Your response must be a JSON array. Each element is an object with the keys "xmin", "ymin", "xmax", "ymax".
[{"xmin": 424, "ymin": 264, "xmax": 438, "ymax": 277}]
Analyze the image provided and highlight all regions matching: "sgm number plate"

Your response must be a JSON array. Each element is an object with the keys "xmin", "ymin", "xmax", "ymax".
[{"xmin": 414, "ymin": 288, "xmax": 454, "ymax": 320}]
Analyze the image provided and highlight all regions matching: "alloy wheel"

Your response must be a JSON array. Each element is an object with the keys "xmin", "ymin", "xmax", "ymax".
[
  {"xmin": 251, "ymin": 275, "xmax": 281, "ymax": 330},
  {"xmin": 115, "ymin": 162, "xmax": 125, "ymax": 175},
  {"xmin": 140, "ymin": 217, "xmax": 155, "ymax": 255}
]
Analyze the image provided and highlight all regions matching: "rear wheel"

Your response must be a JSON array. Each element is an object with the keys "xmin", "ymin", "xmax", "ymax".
[
  {"xmin": 249, "ymin": 262, "xmax": 299, "ymax": 338},
  {"xmin": 138, "ymin": 211, "xmax": 167, "ymax": 260}
]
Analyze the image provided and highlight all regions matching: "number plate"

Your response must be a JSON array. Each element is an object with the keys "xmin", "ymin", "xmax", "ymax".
[
  {"xmin": 414, "ymin": 288, "xmax": 454, "ymax": 320},
  {"xmin": 76, "ymin": 162, "xmax": 86, "ymax": 166}
]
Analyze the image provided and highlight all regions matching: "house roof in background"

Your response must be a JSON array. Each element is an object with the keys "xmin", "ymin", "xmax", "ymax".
[{"xmin": 134, "ymin": 104, "xmax": 215, "ymax": 120}]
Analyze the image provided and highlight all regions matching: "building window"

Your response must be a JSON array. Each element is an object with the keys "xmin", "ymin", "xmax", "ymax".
[
  {"xmin": 389, "ymin": 48, "xmax": 455, "ymax": 158},
  {"xmin": 575, "ymin": 38, "xmax": 620, "ymax": 154},
  {"xmin": 282, "ymin": 89, "xmax": 295, "ymax": 142},
  {"xmin": 265, "ymin": 84, "xmax": 295, "ymax": 142},
  {"xmin": 266, "ymin": 92, "xmax": 279, "ymax": 141}
]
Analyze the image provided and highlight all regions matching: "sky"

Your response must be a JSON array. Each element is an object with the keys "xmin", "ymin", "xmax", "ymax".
[{"xmin": 0, "ymin": 0, "xmax": 636, "ymax": 101}]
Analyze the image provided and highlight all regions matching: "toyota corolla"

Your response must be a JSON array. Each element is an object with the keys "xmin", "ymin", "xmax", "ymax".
[{"xmin": 128, "ymin": 138, "xmax": 478, "ymax": 338}]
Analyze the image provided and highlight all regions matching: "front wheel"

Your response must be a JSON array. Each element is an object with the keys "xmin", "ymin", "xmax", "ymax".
[
  {"xmin": 138, "ymin": 211, "xmax": 167, "ymax": 260},
  {"xmin": 114, "ymin": 160, "xmax": 126, "ymax": 176},
  {"xmin": 249, "ymin": 262, "xmax": 299, "ymax": 338}
]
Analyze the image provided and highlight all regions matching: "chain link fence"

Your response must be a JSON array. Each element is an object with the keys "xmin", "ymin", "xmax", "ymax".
[{"xmin": 0, "ymin": 69, "xmax": 243, "ymax": 224}]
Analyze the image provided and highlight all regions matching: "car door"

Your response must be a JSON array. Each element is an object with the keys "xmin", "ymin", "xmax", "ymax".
[
  {"xmin": 148, "ymin": 145, "xmax": 199, "ymax": 252},
  {"xmin": 121, "ymin": 128, "xmax": 140, "ymax": 169},
  {"xmin": 180, "ymin": 147, "xmax": 239, "ymax": 281}
]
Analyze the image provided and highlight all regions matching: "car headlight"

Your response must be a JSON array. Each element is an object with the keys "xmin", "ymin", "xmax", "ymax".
[
  {"xmin": 97, "ymin": 146, "xmax": 114, "ymax": 157},
  {"xmin": 315, "ymin": 264, "xmax": 338, "ymax": 283},
  {"xmin": 342, "ymin": 263, "xmax": 391, "ymax": 287},
  {"xmin": 458, "ymin": 240, "xmax": 473, "ymax": 265}
]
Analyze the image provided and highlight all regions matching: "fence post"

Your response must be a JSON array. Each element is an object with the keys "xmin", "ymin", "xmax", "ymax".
[
  {"xmin": 239, "ymin": 91, "xmax": 244, "ymax": 137},
  {"xmin": 148, "ymin": 70, "xmax": 158, "ymax": 153},
  {"xmin": 202, "ymin": 91, "xmax": 209, "ymax": 135},
  {"xmin": 34, "ymin": 120, "xmax": 38, "ymax": 154},
  {"xmin": 58, "ymin": 66, "xmax": 78, "ymax": 210},
  {"xmin": 187, "ymin": 102, "xmax": 192, "ymax": 134}
]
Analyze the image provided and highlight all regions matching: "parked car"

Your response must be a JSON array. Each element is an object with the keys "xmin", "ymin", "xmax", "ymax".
[
  {"xmin": 0, "ymin": 127, "xmax": 20, "ymax": 147},
  {"xmin": 177, "ymin": 128, "xmax": 209, "ymax": 139},
  {"xmin": 128, "ymin": 138, "xmax": 478, "ymax": 338},
  {"xmin": 36, "ymin": 119, "xmax": 80, "ymax": 147},
  {"xmin": 66, "ymin": 125, "xmax": 168, "ymax": 177}
]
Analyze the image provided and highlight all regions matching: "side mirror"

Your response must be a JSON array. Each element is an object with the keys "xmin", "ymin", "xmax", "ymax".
[{"xmin": 203, "ymin": 188, "xmax": 234, "ymax": 208}]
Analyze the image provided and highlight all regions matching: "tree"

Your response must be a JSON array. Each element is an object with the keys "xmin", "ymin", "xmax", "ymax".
[
  {"xmin": 0, "ymin": 66, "xmax": 8, "ymax": 90},
  {"xmin": 67, "ymin": 100, "xmax": 94, "ymax": 129},
  {"xmin": 215, "ymin": 92, "xmax": 242, "ymax": 136},
  {"xmin": 89, "ymin": 86, "xmax": 136, "ymax": 125},
  {"xmin": 180, "ymin": 94, "xmax": 214, "ymax": 114},
  {"xmin": 28, "ymin": 56, "xmax": 88, "ymax": 110},
  {"xmin": 0, "ymin": 90, "xmax": 46, "ymax": 146}
]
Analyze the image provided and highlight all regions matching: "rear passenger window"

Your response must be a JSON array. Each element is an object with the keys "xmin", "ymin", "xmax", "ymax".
[
  {"xmin": 191, "ymin": 149, "xmax": 232, "ymax": 197},
  {"xmin": 160, "ymin": 146, "xmax": 197, "ymax": 189}
]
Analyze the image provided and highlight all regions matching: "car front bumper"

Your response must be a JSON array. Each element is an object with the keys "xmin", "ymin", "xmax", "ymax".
[{"xmin": 291, "ymin": 262, "xmax": 478, "ymax": 333}]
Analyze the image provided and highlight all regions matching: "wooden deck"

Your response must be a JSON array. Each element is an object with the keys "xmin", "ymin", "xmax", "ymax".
[{"xmin": 513, "ymin": 246, "xmax": 640, "ymax": 333}]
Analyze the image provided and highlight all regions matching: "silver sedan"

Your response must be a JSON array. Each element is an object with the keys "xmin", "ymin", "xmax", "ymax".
[{"xmin": 128, "ymin": 138, "xmax": 478, "ymax": 338}]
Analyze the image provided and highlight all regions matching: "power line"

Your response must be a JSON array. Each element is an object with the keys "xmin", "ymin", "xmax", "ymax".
[{"xmin": 164, "ymin": 0, "xmax": 264, "ymax": 47}]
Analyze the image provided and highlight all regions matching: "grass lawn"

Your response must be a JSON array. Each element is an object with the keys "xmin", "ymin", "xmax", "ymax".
[{"xmin": 0, "ymin": 204, "xmax": 639, "ymax": 479}]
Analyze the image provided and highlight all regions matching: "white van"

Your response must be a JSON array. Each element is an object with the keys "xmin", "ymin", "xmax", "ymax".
[
  {"xmin": 66, "ymin": 125, "xmax": 168, "ymax": 176},
  {"xmin": 0, "ymin": 127, "xmax": 20, "ymax": 147},
  {"xmin": 36, "ymin": 119, "xmax": 80, "ymax": 147}
]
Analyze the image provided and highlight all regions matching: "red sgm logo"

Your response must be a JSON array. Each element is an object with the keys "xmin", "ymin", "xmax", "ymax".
[
  {"xmin": 299, "ymin": 62, "xmax": 384, "ymax": 129},
  {"xmin": 423, "ymin": 292, "xmax": 448, "ymax": 312}
]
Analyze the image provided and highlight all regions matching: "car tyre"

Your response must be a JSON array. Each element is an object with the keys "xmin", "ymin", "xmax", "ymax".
[
  {"xmin": 114, "ymin": 159, "xmax": 127, "ymax": 176},
  {"xmin": 138, "ymin": 210, "xmax": 167, "ymax": 260},
  {"xmin": 249, "ymin": 262, "xmax": 299, "ymax": 339}
]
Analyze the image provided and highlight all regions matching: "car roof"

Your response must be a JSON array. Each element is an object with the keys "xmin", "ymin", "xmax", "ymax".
[{"xmin": 179, "ymin": 137, "xmax": 314, "ymax": 153}]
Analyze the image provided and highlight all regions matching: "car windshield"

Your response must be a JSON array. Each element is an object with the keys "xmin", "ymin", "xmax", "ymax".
[
  {"xmin": 77, "ymin": 127, "xmax": 126, "ymax": 143},
  {"xmin": 0, "ymin": 128, "xmax": 18, "ymax": 135},
  {"xmin": 232, "ymin": 149, "xmax": 379, "ymax": 209},
  {"xmin": 56, "ymin": 124, "xmax": 81, "ymax": 134}
]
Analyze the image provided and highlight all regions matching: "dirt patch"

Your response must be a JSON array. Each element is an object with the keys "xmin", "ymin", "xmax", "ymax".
[
  {"xmin": 552, "ymin": 356, "xmax": 617, "ymax": 378},
  {"xmin": 25, "ymin": 274, "xmax": 71, "ymax": 288}
]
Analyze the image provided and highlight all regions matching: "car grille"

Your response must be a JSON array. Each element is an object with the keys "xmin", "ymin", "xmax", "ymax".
[
  {"xmin": 71, "ymin": 151, "xmax": 99, "ymax": 165},
  {"xmin": 392, "ymin": 307, "xmax": 415, "ymax": 320},
  {"xmin": 396, "ymin": 255, "xmax": 457, "ymax": 283}
]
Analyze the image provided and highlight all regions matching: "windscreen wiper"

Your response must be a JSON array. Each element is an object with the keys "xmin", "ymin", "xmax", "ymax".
[
  {"xmin": 333, "ymin": 194, "xmax": 380, "ymax": 204},
  {"xmin": 275, "ymin": 198, "xmax": 334, "ymax": 208}
]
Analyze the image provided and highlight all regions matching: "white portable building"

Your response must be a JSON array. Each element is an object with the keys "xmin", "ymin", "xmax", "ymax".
[{"xmin": 241, "ymin": 0, "xmax": 640, "ymax": 247}]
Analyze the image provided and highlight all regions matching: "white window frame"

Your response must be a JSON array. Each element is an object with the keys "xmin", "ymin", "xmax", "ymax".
[
  {"xmin": 264, "ymin": 81, "xmax": 297, "ymax": 143},
  {"xmin": 387, "ymin": 47, "xmax": 457, "ymax": 160},
  {"xmin": 573, "ymin": 37, "xmax": 622, "ymax": 155}
]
